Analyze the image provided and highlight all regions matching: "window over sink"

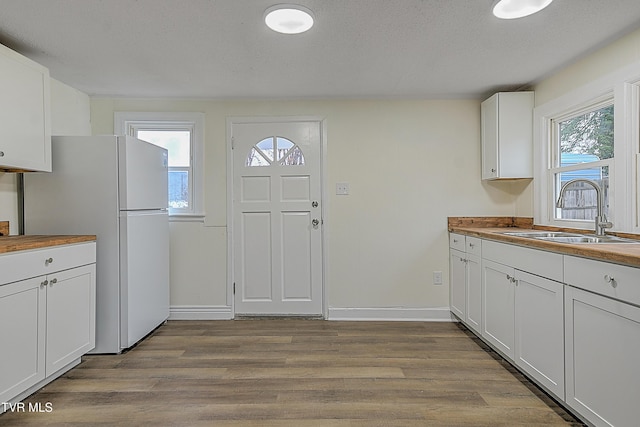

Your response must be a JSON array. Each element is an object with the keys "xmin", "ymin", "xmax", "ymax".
[
  {"xmin": 551, "ymin": 102, "xmax": 613, "ymax": 221},
  {"xmin": 534, "ymin": 69, "xmax": 640, "ymax": 233}
]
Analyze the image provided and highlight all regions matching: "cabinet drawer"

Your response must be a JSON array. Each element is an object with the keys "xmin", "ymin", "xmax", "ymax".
[
  {"xmin": 482, "ymin": 240, "xmax": 563, "ymax": 282},
  {"xmin": 564, "ymin": 256, "xmax": 640, "ymax": 307},
  {"xmin": 466, "ymin": 237, "xmax": 482, "ymax": 256},
  {"xmin": 0, "ymin": 242, "xmax": 96, "ymax": 286},
  {"xmin": 449, "ymin": 233, "xmax": 466, "ymax": 251}
]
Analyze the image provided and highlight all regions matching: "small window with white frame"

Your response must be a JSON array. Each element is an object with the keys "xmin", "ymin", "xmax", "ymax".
[
  {"xmin": 549, "ymin": 100, "xmax": 614, "ymax": 223},
  {"xmin": 115, "ymin": 112, "xmax": 204, "ymax": 217}
]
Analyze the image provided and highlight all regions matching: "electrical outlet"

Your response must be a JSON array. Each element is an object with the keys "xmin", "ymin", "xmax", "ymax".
[
  {"xmin": 433, "ymin": 271, "xmax": 443, "ymax": 285},
  {"xmin": 336, "ymin": 182, "xmax": 350, "ymax": 195}
]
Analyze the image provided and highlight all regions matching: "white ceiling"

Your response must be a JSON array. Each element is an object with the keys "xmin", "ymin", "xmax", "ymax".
[{"xmin": 1, "ymin": 0, "xmax": 640, "ymax": 99}]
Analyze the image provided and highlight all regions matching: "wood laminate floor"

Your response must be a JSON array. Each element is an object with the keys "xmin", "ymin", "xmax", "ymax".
[{"xmin": 1, "ymin": 320, "xmax": 585, "ymax": 426}]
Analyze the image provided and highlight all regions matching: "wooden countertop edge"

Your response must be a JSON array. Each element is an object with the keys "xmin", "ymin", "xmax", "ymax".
[
  {"xmin": 449, "ymin": 226, "xmax": 640, "ymax": 268},
  {"xmin": 0, "ymin": 235, "xmax": 97, "ymax": 254}
]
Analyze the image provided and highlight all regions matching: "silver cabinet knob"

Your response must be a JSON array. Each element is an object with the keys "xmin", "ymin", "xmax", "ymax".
[
  {"xmin": 0, "ymin": 151, "xmax": 4, "ymax": 157},
  {"xmin": 312, "ymin": 219, "xmax": 320, "ymax": 228},
  {"xmin": 45, "ymin": 257, "xmax": 54, "ymax": 266},
  {"xmin": 40, "ymin": 279, "xmax": 49, "ymax": 288},
  {"xmin": 50, "ymin": 278, "xmax": 58, "ymax": 286},
  {"xmin": 312, "ymin": 201, "xmax": 318, "ymax": 208},
  {"xmin": 604, "ymin": 274, "xmax": 617, "ymax": 287}
]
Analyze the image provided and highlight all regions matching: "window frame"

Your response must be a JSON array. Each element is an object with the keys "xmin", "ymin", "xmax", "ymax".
[
  {"xmin": 114, "ymin": 112, "xmax": 205, "ymax": 218},
  {"xmin": 549, "ymin": 98, "xmax": 615, "ymax": 224},
  {"xmin": 533, "ymin": 65, "xmax": 640, "ymax": 233}
]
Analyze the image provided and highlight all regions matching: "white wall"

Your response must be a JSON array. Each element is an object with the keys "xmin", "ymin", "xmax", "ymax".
[
  {"xmin": 515, "ymin": 26, "xmax": 640, "ymax": 217},
  {"xmin": 91, "ymin": 97, "xmax": 520, "ymax": 319},
  {"xmin": 0, "ymin": 79, "xmax": 91, "ymax": 235},
  {"xmin": 535, "ymin": 27, "xmax": 640, "ymax": 106}
]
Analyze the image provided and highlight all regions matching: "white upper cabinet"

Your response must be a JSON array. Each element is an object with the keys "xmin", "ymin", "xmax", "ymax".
[
  {"xmin": 0, "ymin": 43, "xmax": 51, "ymax": 172},
  {"xmin": 481, "ymin": 92, "xmax": 534, "ymax": 180}
]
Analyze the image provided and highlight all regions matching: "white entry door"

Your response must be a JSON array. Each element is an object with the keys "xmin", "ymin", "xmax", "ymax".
[{"xmin": 231, "ymin": 120, "xmax": 323, "ymax": 316}]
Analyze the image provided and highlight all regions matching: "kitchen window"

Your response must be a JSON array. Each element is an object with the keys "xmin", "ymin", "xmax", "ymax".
[
  {"xmin": 115, "ymin": 112, "xmax": 204, "ymax": 217},
  {"xmin": 534, "ymin": 69, "xmax": 640, "ymax": 233},
  {"xmin": 550, "ymin": 101, "xmax": 614, "ymax": 222}
]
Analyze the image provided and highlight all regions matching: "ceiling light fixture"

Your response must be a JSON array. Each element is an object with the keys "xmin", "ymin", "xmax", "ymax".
[
  {"xmin": 492, "ymin": 0, "xmax": 554, "ymax": 19},
  {"xmin": 264, "ymin": 4, "xmax": 314, "ymax": 34}
]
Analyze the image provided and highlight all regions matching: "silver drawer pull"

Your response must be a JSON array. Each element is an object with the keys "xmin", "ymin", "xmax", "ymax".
[
  {"xmin": 45, "ymin": 257, "xmax": 54, "ymax": 266},
  {"xmin": 50, "ymin": 278, "xmax": 58, "ymax": 285},
  {"xmin": 40, "ymin": 279, "xmax": 48, "ymax": 288},
  {"xmin": 469, "ymin": 243, "xmax": 475, "ymax": 248},
  {"xmin": 604, "ymin": 274, "xmax": 617, "ymax": 288}
]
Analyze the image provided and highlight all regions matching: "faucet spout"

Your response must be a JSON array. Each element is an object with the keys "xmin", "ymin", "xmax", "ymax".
[{"xmin": 556, "ymin": 178, "xmax": 612, "ymax": 236}]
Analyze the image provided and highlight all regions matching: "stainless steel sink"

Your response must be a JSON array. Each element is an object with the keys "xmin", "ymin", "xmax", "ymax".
[
  {"xmin": 537, "ymin": 235, "xmax": 638, "ymax": 244},
  {"xmin": 501, "ymin": 231, "xmax": 582, "ymax": 238},
  {"xmin": 501, "ymin": 231, "xmax": 639, "ymax": 244}
]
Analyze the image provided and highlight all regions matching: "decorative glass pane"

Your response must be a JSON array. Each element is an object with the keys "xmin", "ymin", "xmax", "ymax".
[
  {"xmin": 280, "ymin": 146, "xmax": 305, "ymax": 165},
  {"xmin": 555, "ymin": 166, "xmax": 609, "ymax": 220},
  {"xmin": 168, "ymin": 171, "xmax": 189, "ymax": 208},
  {"xmin": 247, "ymin": 136, "xmax": 305, "ymax": 167},
  {"xmin": 137, "ymin": 130, "xmax": 191, "ymax": 167},
  {"xmin": 246, "ymin": 148, "xmax": 270, "ymax": 166},
  {"xmin": 276, "ymin": 137, "xmax": 295, "ymax": 161},
  {"xmin": 558, "ymin": 104, "xmax": 614, "ymax": 165},
  {"xmin": 256, "ymin": 138, "xmax": 275, "ymax": 162}
]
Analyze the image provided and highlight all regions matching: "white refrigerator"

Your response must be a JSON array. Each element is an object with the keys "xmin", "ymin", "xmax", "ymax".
[{"xmin": 24, "ymin": 135, "xmax": 170, "ymax": 353}]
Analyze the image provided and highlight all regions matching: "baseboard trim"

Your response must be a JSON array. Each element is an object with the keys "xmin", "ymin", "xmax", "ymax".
[
  {"xmin": 327, "ymin": 307, "xmax": 454, "ymax": 322},
  {"xmin": 169, "ymin": 305, "xmax": 233, "ymax": 320}
]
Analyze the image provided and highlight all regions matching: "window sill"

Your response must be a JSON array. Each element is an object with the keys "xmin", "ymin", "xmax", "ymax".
[{"xmin": 169, "ymin": 214, "xmax": 205, "ymax": 223}]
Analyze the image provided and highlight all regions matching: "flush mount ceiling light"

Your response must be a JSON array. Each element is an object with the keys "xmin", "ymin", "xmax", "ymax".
[
  {"xmin": 492, "ymin": 0, "xmax": 554, "ymax": 19},
  {"xmin": 264, "ymin": 4, "xmax": 314, "ymax": 34}
]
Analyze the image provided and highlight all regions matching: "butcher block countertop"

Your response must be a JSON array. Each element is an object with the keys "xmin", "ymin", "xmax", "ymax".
[
  {"xmin": 0, "ymin": 235, "xmax": 96, "ymax": 254},
  {"xmin": 448, "ymin": 217, "xmax": 640, "ymax": 268}
]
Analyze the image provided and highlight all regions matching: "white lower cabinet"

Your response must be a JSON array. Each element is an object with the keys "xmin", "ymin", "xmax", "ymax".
[
  {"xmin": 465, "ymin": 253, "xmax": 482, "ymax": 335},
  {"xmin": 449, "ymin": 248, "xmax": 466, "ymax": 320},
  {"xmin": 564, "ymin": 267, "xmax": 640, "ymax": 427},
  {"xmin": 481, "ymin": 240, "xmax": 565, "ymax": 400},
  {"xmin": 449, "ymin": 234, "xmax": 482, "ymax": 334},
  {"xmin": 0, "ymin": 277, "xmax": 46, "ymax": 404},
  {"xmin": 0, "ymin": 242, "xmax": 96, "ymax": 407},
  {"xmin": 453, "ymin": 234, "xmax": 640, "ymax": 425},
  {"xmin": 45, "ymin": 264, "xmax": 96, "ymax": 374},
  {"xmin": 514, "ymin": 270, "xmax": 564, "ymax": 398},
  {"xmin": 482, "ymin": 259, "xmax": 515, "ymax": 358}
]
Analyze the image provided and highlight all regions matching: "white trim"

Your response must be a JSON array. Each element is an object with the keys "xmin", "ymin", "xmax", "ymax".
[
  {"xmin": 327, "ymin": 307, "xmax": 454, "ymax": 322},
  {"xmin": 114, "ymin": 111, "xmax": 205, "ymax": 217},
  {"xmin": 168, "ymin": 214, "xmax": 205, "ymax": 223},
  {"xmin": 226, "ymin": 116, "xmax": 327, "ymax": 318},
  {"xmin": 169, "ymin": 305, "xmax": 233, "ymax": 320}
]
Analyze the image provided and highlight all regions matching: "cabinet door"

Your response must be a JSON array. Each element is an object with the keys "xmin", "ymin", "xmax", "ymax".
[
  {"xmin": 514, "ymin": 270, "xmax": 564, "ymax": 399},
  {"xmin": 482, "ymin": 259, "xmax": 515, "ymax": 359},
  {"xmin": 0, "ymin": 43, "xmax": 51, "ymax": 172},
  {"xmin": 481, "ymin": 94, "xmax": 499, "ymax": 180},
  {"xmin": 46, "ymin": 264, "xmax": 96, "ymax": 374},
  {"xmin": 449, "ymin": 249, "xmax": 466, "ymax": 320},
  {"xmin": 565, "ymin": 286, "xmax": 640, "ymax": 427},
  {"xmin": 465, "ymin": 253, "xmax": 482, "ymax": 335},
  {"xmin": 0, "ymin": 277, "xmax": 46, "ymax": 403}
]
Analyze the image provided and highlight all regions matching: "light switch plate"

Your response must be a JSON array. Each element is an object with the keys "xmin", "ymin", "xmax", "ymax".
[{"xmin": 336, "ymin": 182, "xmax": 350, "ymax": 195}]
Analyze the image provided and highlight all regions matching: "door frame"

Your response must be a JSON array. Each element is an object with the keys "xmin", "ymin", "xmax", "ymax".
[{"xmin": 226, "ymin": 116, "xmax": 328, "ymax": 318}]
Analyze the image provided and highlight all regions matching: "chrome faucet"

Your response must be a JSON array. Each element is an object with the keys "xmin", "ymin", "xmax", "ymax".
[{"xmin": 556, "ymin": 178, "xmax": 612, "ymax": 236}]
